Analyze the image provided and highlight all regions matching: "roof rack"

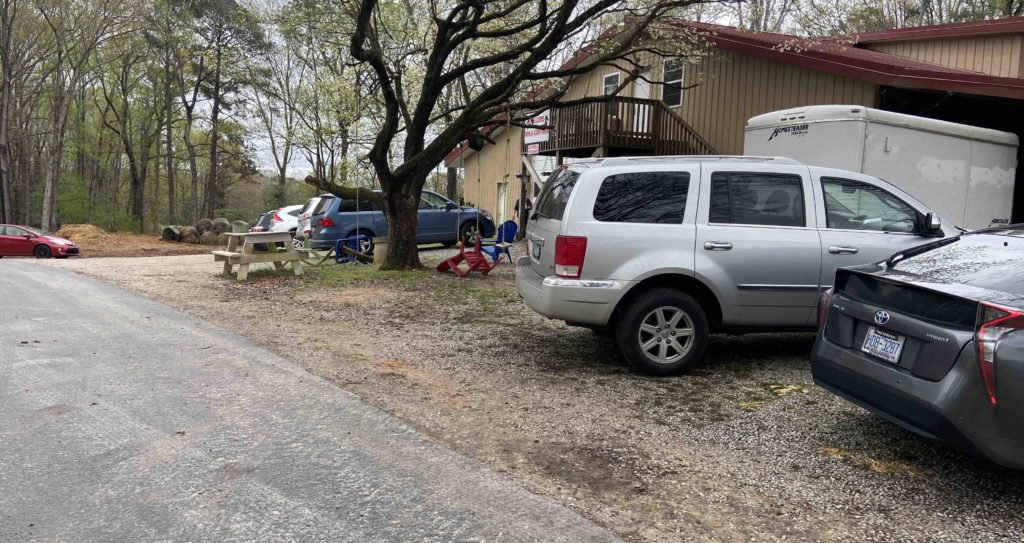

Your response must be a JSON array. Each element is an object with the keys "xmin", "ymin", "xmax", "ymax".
[{"xmin": 597, "ymin": 155, "xmax": 803, "ymax": 166}]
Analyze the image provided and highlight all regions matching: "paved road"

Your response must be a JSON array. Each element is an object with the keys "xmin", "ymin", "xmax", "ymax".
[{"xmin": 0, "ymin": 262, "xmax": 617, "ymax": 543}]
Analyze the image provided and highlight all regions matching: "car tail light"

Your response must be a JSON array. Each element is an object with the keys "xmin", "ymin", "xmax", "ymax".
[
  {"xmin": 272, "ymin": 209, "xmax": 285, "ymax": 222},
  {"xmin": 251, "ymin": 226, "xmax": 264, "ymax": 232},
  {"xmin": 318, "ymin": 217, "xmax": 335, "ymax": 227},
  {"xmin": 554, "ymin": 235, "xmax": 587, "ymax": 278},
  {"xmin": 975, "ymin": 302, "xmax": 1024, "ymax": 406},
  {"xmin": 817, "ymin": 288, "xmax": 834, "ymax": 331}
]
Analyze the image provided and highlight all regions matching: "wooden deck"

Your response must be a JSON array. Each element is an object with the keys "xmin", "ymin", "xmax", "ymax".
[{"xmin": 524, "ymin": 97, "xmax": 717, "ymax": 157}]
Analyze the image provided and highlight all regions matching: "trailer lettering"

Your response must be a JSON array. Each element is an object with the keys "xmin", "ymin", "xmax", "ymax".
[{"xmin": 768, "ymin": 124, "xmax": 809, "ymax": 141}]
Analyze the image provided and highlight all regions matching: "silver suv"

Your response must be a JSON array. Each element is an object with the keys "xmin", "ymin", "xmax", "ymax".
[{"xmin": 516, "ymin": 156, "xmax": 952, "ymax": 375}]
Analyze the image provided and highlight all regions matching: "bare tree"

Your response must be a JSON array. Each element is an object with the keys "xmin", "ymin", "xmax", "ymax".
[{"xmin": 326, "ymin": 0, "xmax": 714, "ymax": 269}]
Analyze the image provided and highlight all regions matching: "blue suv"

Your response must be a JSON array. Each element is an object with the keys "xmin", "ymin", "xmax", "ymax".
[{"xmin": 308, "ymin": 190, "xmax": 496, "ymax": 253}]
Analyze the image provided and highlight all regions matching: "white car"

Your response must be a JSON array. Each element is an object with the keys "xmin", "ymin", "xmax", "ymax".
[
  {"xmin": 293, "ymin": 196, "xmax": 328, "ymax": 248},
  {"xmin": 268, "ymin": 205, "xmax": 303, "ymax": 237}
]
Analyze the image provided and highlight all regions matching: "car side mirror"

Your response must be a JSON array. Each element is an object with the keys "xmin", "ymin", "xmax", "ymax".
[
  {"xmin": 445, "ymin": 202, "xmax": 458, "ymax": 211},
  {"xmin": 924, "ymin": 212, "xmax": 941, "ymax": 235}
]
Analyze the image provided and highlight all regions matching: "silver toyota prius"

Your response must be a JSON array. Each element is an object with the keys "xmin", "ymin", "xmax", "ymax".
[{"xmin": 812, "ymin": 225, "xmax": 1024, "ymax": 469}]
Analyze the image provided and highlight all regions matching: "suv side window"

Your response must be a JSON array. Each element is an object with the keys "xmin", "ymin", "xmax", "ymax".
[
  {"xmin": 709, "ymin": 172, "xmax": 805, "ymax": 227},
  {"xmin": 822, "ymin": 177, "xmax": 918, "ymax": 233},
  {"xmin": 535, "ymin": 168, "xmax": 581, "ymax": 221},
  {"xmin": 339, "ymin": 198, "xmax": 380, "ymax": 212},
  {"xmin": 593, "ymin": 171, "xmax": 690, "ymax": 224},
  {"xmin": 419, "ymin": 192, "xmax": 448, "ymax": 209}
]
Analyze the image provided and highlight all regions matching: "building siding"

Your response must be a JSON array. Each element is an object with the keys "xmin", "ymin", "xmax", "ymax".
[
  {"xmin": 460, "ymin": 124, "xmax": 524, "ymax": 224},
  {"xmin": 457, "ymin": 47, "xmax": 880, "ymax": 209},
  {"xmin": 865, "ymin": 35, "xmax": 1024, "ymax": 78},
  {"xmin": 669, "ymin": 50, "xmax": 879, "ymax": 154}
]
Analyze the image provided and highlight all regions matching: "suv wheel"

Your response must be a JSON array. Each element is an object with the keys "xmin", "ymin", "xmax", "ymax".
[
  {"xmin": 615, "ymin": 288, "xmax": 708, "ymax": 376},
  {"xmin": 460, "ymin": 222, "xmax": 480, "ymax": 246}
]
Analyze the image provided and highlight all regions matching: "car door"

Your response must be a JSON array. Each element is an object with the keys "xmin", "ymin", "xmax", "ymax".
[
  {"xmin": 694, "ymin": 166, "xmax": 822, "ymax": 327},
  {"xmin": 417, "ymin": 192, "xmax": 456, "ymax": 243},
  {"xmin": 3, "ymin": 226, "xmax": 35, "ymax": 256},
  {"xmin": 0, "ymin": 226, "xmax": 11, "ymax": 255},
  {"xmin": 812, "ymin": 171, "xmax": 940, "ymax": 294}
]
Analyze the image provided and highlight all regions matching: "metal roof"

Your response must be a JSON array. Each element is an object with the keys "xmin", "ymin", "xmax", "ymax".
[
  {"xmin": 672, "ymin": 20, "xmax": 1024, "ymax": 101},
  {"xmin": 851, "ymin": 16, "xmax": 1024, "ymax": 43}
]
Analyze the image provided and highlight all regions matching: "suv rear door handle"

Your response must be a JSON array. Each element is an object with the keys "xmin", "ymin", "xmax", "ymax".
[
  {"xmin": 829, "ymin": 245, "xmax": 859, "ymax": 255},
  {"xmin": 703, "ymin": 241, "xmax": 733, "ymax": 251}
]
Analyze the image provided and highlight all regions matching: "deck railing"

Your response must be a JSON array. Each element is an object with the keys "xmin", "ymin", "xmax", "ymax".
[{"xmin": 524, "ymin": 97, "xmax": 717, "ymax": 156}]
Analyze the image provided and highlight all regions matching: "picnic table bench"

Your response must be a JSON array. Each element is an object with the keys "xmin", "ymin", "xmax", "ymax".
[{"xmin": 213, "ymin": 231, "xmax": 304, "ymax": 280}]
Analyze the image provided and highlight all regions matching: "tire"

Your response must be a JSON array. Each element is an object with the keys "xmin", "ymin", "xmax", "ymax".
[
  {"xmin": 459, "ymin": 222, "xmax": 481, "ymax": 247},
  {"xmin": 348, "ymin": 229, "xmax": 374, "ymax": 255},
  {"xmin": 33, "ymin": 245, "xmax": 52, "ymax": 259},
  {"xmin": 615, "ymin": 288, "xmax": 709, "ymax": 376}
]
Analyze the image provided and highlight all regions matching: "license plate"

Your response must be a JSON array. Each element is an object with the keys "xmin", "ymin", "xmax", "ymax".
[
  {"xmin": 531, "ymin": 240, "xmax": 542, "ymax": 259},
  {"xmin": 862, "ymin": 326, "xmax": 905, "ymax": 364}
]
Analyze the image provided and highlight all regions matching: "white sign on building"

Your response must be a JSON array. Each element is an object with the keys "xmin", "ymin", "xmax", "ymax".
[{"xmin": 523, "ymin": 110, "xmax": 550, "ymax": 144}]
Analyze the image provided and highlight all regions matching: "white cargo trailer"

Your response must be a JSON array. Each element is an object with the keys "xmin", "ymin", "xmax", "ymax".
[{"xmin": 744, "ymin": 105, "xmax": 1019, "ymax": 230}]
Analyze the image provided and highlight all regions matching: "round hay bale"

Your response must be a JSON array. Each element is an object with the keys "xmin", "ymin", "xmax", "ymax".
[
  {"xmin": 194, "ymin": 218, "xmax": 213, "ymax": 234},
  {"xmin": 216, "ymin": 232, "xmax": 230, "ymax": 245},
  {"xmin": 211, "ymin": 218, "xmax": 231, "ymax": 236},
  {"xmin": 199, "ymin": 231, "xmax": 218, "ymax": 245},
  {"xmin": 231, "ymin": 220, "xmax": 249, "ymax": 233},
  {"xmin": 160, "ymin": 225, "xmax": 181, "ymax": 242},
  {"xmin": 55, "ymin": 224, "xmax": 109, "ymax": 244},
  {"xmin": 179, "ymin": 226, "xmax": 200, "ymax": 244}
]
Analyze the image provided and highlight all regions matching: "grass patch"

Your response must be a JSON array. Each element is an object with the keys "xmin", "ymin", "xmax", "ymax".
[{"xmin": 301, "ymin": 263, "xmax": 423, "ymax": 290}]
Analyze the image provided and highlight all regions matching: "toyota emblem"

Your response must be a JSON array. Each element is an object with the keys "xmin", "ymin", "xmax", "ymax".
[{"xmin": 874, "ymin": 310, "xmax": 890, "ymax": 325}]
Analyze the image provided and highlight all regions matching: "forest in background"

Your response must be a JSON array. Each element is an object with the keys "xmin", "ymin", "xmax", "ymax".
[{"xmin": 1, "ymin": 0, "xmax": 1021, "ymax": 234}]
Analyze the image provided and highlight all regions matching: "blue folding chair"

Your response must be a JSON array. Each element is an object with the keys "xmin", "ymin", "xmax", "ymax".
[
  {"xmin": 335, "ymin": 235, "xmax": 371, "ymax": 264},
  {"xmin": 480, "ymin": 220, "xmax": 518, "ymax": 264}
]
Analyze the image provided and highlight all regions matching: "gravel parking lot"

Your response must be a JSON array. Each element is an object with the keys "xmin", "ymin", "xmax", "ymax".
[{"xmin": 35, "ymin": 246, "xmax": 1024, "ymax": 542}]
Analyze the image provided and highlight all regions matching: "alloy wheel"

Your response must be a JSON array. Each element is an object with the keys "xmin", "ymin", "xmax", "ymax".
[{"xmin": 637, "ymin": 306, "xmax": 695, "ymax": 364}]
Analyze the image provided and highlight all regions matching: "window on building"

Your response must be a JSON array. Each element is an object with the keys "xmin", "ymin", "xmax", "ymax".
[
  {"xmin": 662, "ymin": 59, "xmax": 683, "ymax": 107},
  {"xmin": 593, "ymin": 172, "xmax": 690, "ymax": 224},
  {"xmin": 603, "ymin": 72, "xmax": 620, "ymax": 96},
  {"xmin": 709, "ymin": 172, "xmax": 806, "ymax": 227},
  {"xmin": 822, "ymin": 177, "xmax": 918, "ymax": 232}
]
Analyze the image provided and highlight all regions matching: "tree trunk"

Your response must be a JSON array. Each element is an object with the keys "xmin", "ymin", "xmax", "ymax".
[
  {"xmin": 380, "ymin": 182, "xmax": 423, "ymax": 270},
  {"xmin": 445, "ymin": 166, "xmax": 458, "ymax": 201},
  {"xmin": 165, "ymin": 55, "xmax": 175, "ymax": 224},
  {"xmin": 40, "ymin": 131, "xmax": 64, "ymax": 232},
  {"xmin": 203, "ymin": 45, "xmax": 222, "ymax": 220}
]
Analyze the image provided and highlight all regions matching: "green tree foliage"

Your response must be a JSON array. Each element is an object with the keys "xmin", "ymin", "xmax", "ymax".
[{"xmin": 0, "ymin": 0, "xmax": 1018, "ymax": 238}]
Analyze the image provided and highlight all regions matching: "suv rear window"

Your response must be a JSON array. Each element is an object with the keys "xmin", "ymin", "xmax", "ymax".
[
  {"xmin": 535, "ymin": 168, "xmax": 581, "ymax": 221},
  {"xmin": 593, "ymin": 172, "xmax": 690, "ymax": 224},
  {"xmin": 312, "ymin": 197, "xmax": 335, "ymax": 215},
  {"xmin": 709, "ymin": 172, "xmax": 805, "ymax": 227}
]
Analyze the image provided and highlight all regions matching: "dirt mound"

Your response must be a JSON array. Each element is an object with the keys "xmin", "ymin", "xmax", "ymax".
[{"xmin": 55, "ymin": 224, "xmax": 109, "ymax": 243}]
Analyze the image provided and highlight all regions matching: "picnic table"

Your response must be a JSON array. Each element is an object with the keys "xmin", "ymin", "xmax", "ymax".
[{"xmin": 212, "ymin": 232, "xmax": 304, "ymax": 280}]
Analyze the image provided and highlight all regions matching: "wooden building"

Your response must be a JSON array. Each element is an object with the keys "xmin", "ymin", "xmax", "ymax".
[{"xmin": 445, "ymin": 17, "xmax": 1024, "ymax": 225}]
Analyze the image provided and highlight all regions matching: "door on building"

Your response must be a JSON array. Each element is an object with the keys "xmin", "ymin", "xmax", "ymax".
[
  {"xmin": 497, "ymin": 182, "xmax": 508, "ymax": 225},
  {"xmin": 633, "ymin": 70, "xmax": 651, "ymax": 134}
]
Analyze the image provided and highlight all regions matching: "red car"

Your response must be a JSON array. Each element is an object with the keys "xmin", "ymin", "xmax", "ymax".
[{"xmin": 0, "ymin": 224, "xmax": 79, "ymax": 258}]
